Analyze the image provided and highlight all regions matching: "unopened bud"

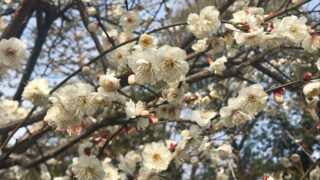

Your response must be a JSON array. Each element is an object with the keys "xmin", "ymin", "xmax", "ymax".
[
  {"xmin": 97, "ymin": 75, "xmax": 102, "ymax": 81},
  {"xmin": 180, "ymin": 130, "xmax": 189, "ymax": 138},
  {"xmin": 88, "ymin": 22, "xmax": 98, "ymax": 32},
  {"xmin": 273, "ymin": 92, "xmax": 284, "ymax": 104},
  {"xmin": 87, "ymin": 7, "xmax": 96, "ymax": 16},
  {"xmin": 83, "ymin": 147, "xmax": 91, "ymax": 156},
  {"xmin": 169, "ymin": 142, "xmax": 176, "ymax": 151},
  {"xmin": 89, "ymin": 137, "xmax": 95, "ymax": 142},
  {"xmin": 98, "ymin": 144, "xmax": 104, "ymax": 150},
  {"xmin": 190, "ymin": 156, "xmax": 199, "ymax": 164},
  {"xmin": 141, "ymin": 110, "xmax": 149, "ymax": 117},
  {"xmin": 303, "ymin": 72, "xmax": 312, "ymax": 81},
  {"xmin": 149, "ymin": 116, "xmax": 158, "ymax": 123},
  {"xmin": 201, "ymin": 96, "xmax": 211, "ymax": 106},
  {"xmin": 103, "ymin": 151, "xmax": 110, "ymax": 157},
  {"xmin": 290, "ymin": 154, "xmax": 300, "ymax": 162},
  {"xmin": 82, "ymin": 66, "xmax": 90, "ymax": 74},
  {"xmin": 209, "ymin": 91, "xmax": 219, "ymax": 99},
  {"xmin": 128, "ymin": 74, "xmax": 136, "ymax": 85}
]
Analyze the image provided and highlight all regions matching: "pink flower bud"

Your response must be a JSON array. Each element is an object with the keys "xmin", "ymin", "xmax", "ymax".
[
  {"xmin": 149, "ymin": 116, "xmax": 158, "ymax": 123},
  {"xmin": 141, "ymin": 110, "xmax": 149, "ymax": 117},
  {"xmin": 273, "ymin": 92, "xmax": 284, "ymax": 104},
  {"xmin": 83, "ymin": 147, "xmax": 91, "ymax": 156},
  {"xmin": 303, "ymin": 72, "xmax": 312, "ymax": 81},
  {"xmin": 208, "ymin": 58, "xmax": 214, "ymax": 63}
]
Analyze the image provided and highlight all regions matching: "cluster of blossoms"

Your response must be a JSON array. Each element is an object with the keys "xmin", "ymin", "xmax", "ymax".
[
  {"xmin": 127, "ymin": 44, "xmax": 189, "ymax": 85},
  {"xmin": 67, "ymin": 123, "xmax": 239, "ymax": 180},
  {"xmin": 187, "ymin": 6, "xmax": 320, "ymax": 53},
  {"xmin": 187, "ymin": 6, "xmax": 221, "ymax": 38},
  {"xmin": 0, "ymin": 99, "xmax": 30, "ymax": 124},
  {"xmin": 44, "ymin": 69, "xmax": 121, "ymax": 134},
  {"xmin": 87, "ymin": 7, "xmax": 189, "ymax": 85},
  {"xmin": 22, "ymin": 78, "xmax": 50, "ymax": 106},
  {"xmin": 1, "ymin": 1, "xmax": 319, "ymax": 179},
  {"xmin": 220, "ymin": 84, "xmax": 268, "ymax": 127},
  {"xmin": 0, "ymin": 37, "xmax": 26, "ymax": 79}
]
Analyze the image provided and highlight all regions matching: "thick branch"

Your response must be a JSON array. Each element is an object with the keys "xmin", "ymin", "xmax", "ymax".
[{"xmin": 0, "ymin": 0, "xmax": 37, "ymax": 40}]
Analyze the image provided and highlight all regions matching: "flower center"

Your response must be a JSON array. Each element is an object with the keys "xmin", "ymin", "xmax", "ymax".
[
  {"xmin": 142, "ymin": 38, "xmax": 152, "ymax": 46},
  {"xmin": 117, "ymin": 53, "xmax": 123, "ymax": 59},
  {"xmin": 152, "ymin": 153, "xmax": 161, "ymax": 161},
  {"xmin": 106, "ymin": 172, "xmax": 111, "ymax": 178},
  {"xmin": 127, "ymin": 17, "xmax": 133, "ymax": 24},
  {"xmin": 248, "ymin": 95, "xmax": 256, "ymax": 102},
  {"xmin": 309, "ymin": 88, "xmax": 318, "ymax": 96},
  {"xmin": 163, "ymin": 58, "xmax": 175, "ymax": 69},
  {"xmin": 5, "ymin": 48, "xmax": 16, "ymax": 57},
  {"xmin": 289, "ymin": 26, "xmax": 299, "ymax": 34},
  {"xmin": 84, "ymin": 167, "xmax": 94, "ymax": 177}
]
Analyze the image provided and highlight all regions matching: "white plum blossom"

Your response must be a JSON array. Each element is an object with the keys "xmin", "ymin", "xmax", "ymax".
[
  {"xmin": 108, "ymin": 46, "xmax": 130, "ymax": 69},
  {"xmin": 162, "ymin": 83, "xmax": 186, "ymax": 105},
  {"xmin": 0, "ymin": 37, "xmax": 26, "ymax": 68},
  {"xmin": 111, "ymin": 2, "xmax": 123, "ymax": 17},
  {"xmin": 190, "ymin": 110, "xmax": 216, "ymax": 128},
  {"xmin": 139, "ymin": 34, "xmax": 155, "ymax": 49},
  {"xmin": 44, "ymin": 97, "xmax": 81, "ymax": 130},
  {"xmin": 309, "ymin": 166, "xmax": 320, "ymax": 180},
  {"xmin": 226, "ymin": 8, "xmax": 264, "ymax": 30},
  {"xmin": 118, "ymin": 151, "xmax": 141, "ymax": 175},
  {"xmin": 104, "ymin": 163, "xmax": 121, "ymax": 180},
  {"xmin": 238, "ymin": 84, "xmax": 268, "ymax": 113},
  {"xmin": 156, "ymin": 104, "xmax": 181, "ymax": 120},
  {"xmin": 302, "ymin": 34, "xmax": 320, "ymax": 53},
  {"xmin": 71, "ymin": 156, "xmax": 105, "ymax": 180},
  {"xmin": 98, "ymin": 70, "xmax": 120, "ymax": 92},
  {"xmin": 219, "ymin": 97, "xmax": 251, "ymax": 127},
  {"xmin": 125, "ymin": 100, "xmax": 145, "ymax": 118},
  {"xmin": 173, "ymin": 125, "xmax": 201, "ymax": 167},
  {"xmin": 53, "ymin": 83, "xmax": 96, "ymax": 118},
  {"xmin": 192, "ymin": 38, "xmax": 208, "ymax": 52},
  {"xmin": 207, "ymin": 37, "xmax": 225, "ymax": 55},
  {"xmin": 137, "ymin": 167, "xmax": 161, "ymax": 180},
  {"xmin": 187, "ymin": 6, "xmax": 221, "ymax": 38},
  {"xmin": 128, "ymin": 48, "xmax": 159, "ymax": 85},
  {"xmin": 118, "ymin": 31, "xmax": 135, "ymax": 44},
  {"xmin": 22, "ymin": 78, "xmax": 50, "ymax": 106},
  {"xmin": 136, "ymin": 117, "xmax": 149, "ymax": 130},
  {"xmin": 303, "ymin": 82, "xmax": 320, "ymax": 98},
  {"xmin": 209, "ymin": 56, "xmax": 227, "ymax": 74},
  {"xmin": 102, "ymin": 27, "xmax": 118, "ymax": 50},
  {"xmin": 262, "ymin": 32, "xmax": 284, "ymax": 48},
  {"xmin": 90, "ymin": 87, "xmax": 115, "ymax": 106},
  {"xmin": 216, "ymin": 144, "xmax": 232, "ymax": 159},
  {"xmin": 142, "ymin": 141, "xmax": 172, "ymax": 172},
  {"xmin": 156, "ymin": 45, "xmax": 189, "ymax": 83},
  {"xmin": 120, "ymin": 11, "xmax": 141, "ymax": 31},
  {"xmin": 234, "ymin": 28, "xmax": 265, "ymax": 47},
  {"xmin": 274, "ymin": 15, "xmax": 309, "ymax": 45},
  {"xmin": 0, "ymin": 99, "xmax": 23, "ymax": 124}
]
